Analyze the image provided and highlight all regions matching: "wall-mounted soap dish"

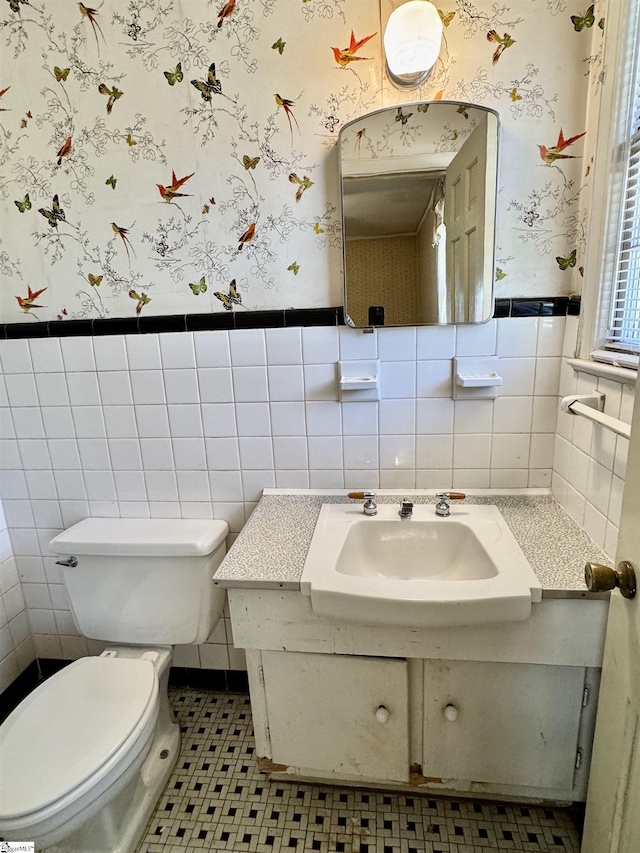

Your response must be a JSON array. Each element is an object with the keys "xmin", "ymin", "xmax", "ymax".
[
  {"xmin": 453, "ymin": 357, "xmax": 503, "ymax": 399},
  {"xmin": 338, "ymin": 360, "xmax": 380, "ymax": 401}
]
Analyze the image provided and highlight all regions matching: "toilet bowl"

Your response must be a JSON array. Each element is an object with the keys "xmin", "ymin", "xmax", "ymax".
[
  {"xmin": 0, "ymin": 518, "xmax": 229, "ymax": 853},
  {"xmin": 0, "ymin": 649, "xmax": 172, "ymax": 851}
]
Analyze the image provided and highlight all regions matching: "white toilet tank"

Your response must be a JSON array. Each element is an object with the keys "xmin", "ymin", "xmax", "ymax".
[{"xmin": 50, "ymin": 518, "xmax": 229, "ymax": 645}]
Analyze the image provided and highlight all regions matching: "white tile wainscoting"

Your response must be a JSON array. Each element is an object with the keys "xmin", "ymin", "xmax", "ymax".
[
  {"xmin": 0, "ymin": 314, "xmax": 606, "ymax": 679},
  {"xmin": 553, "ymin": 317, "xmax": 635, "ymax": 559}
]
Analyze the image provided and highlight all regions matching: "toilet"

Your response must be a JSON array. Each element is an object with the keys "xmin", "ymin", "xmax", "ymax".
[{"xmin": 0, "ymin": 517, "xmax": 229, "ymax": 853}]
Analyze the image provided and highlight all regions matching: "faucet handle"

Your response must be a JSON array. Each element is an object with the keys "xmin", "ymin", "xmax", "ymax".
[
  {"xmin": 435, "ymin": 491, "xmax": 466, "ymax": 500},
  {"xmin": 348, "ymin": 491, "xmax": 377, "ymax": 516}
]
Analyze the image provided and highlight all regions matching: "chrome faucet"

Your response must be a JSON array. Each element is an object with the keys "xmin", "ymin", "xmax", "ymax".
[
  {"xmin": 348, "ymin": 491, "xmax": 377, "ymax": 516},
  {"xmin": 399, "ymin": 498, "xmax": 413, "ymax": 519},
  {"xmin": 435, "ymin": 491, "xmax": 466, "ymax": 517}
]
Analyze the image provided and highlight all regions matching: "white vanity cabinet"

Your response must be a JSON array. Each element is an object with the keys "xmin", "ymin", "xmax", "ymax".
[
  {"xmin": 261, "ymin": 651, "xmax": 409, "ymax": 782},
  {"xmin": 420, "ymin": 660, "xmax": 586, "ymax": 791},
  {"xmin": 229, "ymin": 588, "xmax": 607, "ymax": 803}
]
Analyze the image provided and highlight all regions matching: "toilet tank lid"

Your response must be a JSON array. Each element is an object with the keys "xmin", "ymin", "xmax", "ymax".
[{"xmin": 50, "ymin": 518, "xmax": 229, "ymax": 557}]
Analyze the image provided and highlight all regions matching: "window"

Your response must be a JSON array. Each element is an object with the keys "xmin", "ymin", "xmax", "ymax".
[
  {"xmin": 603, "ymin": 48, "xmax": 640, "ymax": 353},
  {"xmin": 592, "ymin": 1, "xmax": 640, "ymax": 369}
]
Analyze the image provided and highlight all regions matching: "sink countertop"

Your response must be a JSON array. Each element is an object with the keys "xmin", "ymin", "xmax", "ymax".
[{"xmin": 214, "ymin": 492, "xmax": 610, "ymax": 595}]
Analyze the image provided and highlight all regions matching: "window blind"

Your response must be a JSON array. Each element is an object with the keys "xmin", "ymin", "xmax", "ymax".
[{"xmin": 605, "ymin": 36, "xmax": 640, "ymax": 353}]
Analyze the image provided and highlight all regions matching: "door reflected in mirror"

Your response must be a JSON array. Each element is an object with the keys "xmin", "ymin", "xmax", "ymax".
[{"xmin": 340, "ymin": 102, "xmax": 500, "ymax": 328}]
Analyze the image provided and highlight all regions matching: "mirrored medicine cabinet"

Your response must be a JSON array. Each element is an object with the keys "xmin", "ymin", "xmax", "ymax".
[{"xmin": 339, "ymin": 101, "xmax": 500, "ymax": 328}]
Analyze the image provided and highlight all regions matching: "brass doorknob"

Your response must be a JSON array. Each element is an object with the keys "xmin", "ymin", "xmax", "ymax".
[{"xmin": 585, "ymin": 561, "xmax": 636, "ymax": 599}]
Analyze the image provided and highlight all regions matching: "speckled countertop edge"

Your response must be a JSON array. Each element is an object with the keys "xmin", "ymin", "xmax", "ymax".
[{"xmin": 214, "ymin": 492, "xmax": 610, "ymax": 593}]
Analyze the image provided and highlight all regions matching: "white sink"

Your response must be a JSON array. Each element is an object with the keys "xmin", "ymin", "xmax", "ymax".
[{"xmin": 301, "ymin": 503, "xmax": 542, "ymax": 627}]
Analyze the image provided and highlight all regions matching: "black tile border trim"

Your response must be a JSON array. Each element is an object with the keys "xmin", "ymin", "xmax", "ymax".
[
  {"xmin": 0, "ymin": 298, "xmax": 579, "ymax": 340},
  {"xmin": 0, "ymin": 659, "xmax": 249, "ymax": 722}
]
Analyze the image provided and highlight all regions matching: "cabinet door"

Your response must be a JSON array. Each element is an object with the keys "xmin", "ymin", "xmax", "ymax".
[
  {"xmin": 262, "ymin": 650, "xmax": 409, "ymax": 783},
  {"xmin": 423, "ymin": 660, "xmax": 585, "ymax": 790}
]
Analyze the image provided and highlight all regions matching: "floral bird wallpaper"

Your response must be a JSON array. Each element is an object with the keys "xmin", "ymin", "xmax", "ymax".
[{"xmin": 0, "ymin": 0, "xmax": 603, "ymax": 324}]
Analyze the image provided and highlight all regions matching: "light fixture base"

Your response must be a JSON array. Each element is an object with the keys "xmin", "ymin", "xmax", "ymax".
[{"xmin": 385, "ymin": 60, "xmax": 434, "ymax": 91}]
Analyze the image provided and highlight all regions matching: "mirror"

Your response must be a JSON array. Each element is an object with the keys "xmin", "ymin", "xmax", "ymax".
[{"xmin": 339, "ymin": 101, "xmax": 500, "ymax": 328}]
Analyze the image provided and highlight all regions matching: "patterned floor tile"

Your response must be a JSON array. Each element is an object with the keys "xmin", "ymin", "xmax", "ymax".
[{"xmin": 134, "ymin": 690, "xmax": 582, "ymax": 853}]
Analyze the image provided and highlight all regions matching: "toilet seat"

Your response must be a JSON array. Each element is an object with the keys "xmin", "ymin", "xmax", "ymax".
[{"xmin": 0, "ymin": 656, "xmax": 159, "ymax": 828}]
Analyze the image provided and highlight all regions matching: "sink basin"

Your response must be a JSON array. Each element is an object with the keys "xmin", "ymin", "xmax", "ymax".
[{"xmin": 301, "ymin": 503, "xmax": 542, "ymax": 627}]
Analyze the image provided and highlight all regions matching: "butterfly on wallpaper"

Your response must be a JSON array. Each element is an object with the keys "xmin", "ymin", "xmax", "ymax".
[
  {"xmin": 495, "ymin": 267, "xmax": 507, "ymax": 281},
  {"xmin": 98, "ymin": 84, "xmax": 123, "ymax": 115},
  {"xmin": 598, "ymin": 17, "xmax": 605, "ymax": 30},
  {"xmin": 87, "ymin": 273, "xmax": 103, "ymax": 286},
  {"xmin": 438, "ymin": 9, "xmax": 455, "ymax": 27},
  {"xmin": 106, "ymin": 175, "xmax": 117, "ymax": 189},
  {"xmin": 324, "ymin": 114, "xmax": 339, "ymax": 133},
  {"xmin": 125, "ymin": 133, "xmax": 137, "ymax": 146},
  {"xmin": 556, "ymin": 249, "xmax": 577, "ymax": 270},
  {"xmin": 56, "ymin": 308, "xmax": 68, "ymax": 321},
  {"xmin": 287, "ymin": 261, "xmax": 300, "ymax": 275},
  {"xmin": 202, "ymin": 197, "xmax": 216, "ymax": 213},
  {"xmin": 272, "ymin": 37, "xmax": 286, "ymax": 55},
  {"xmin": 191, "ymin": 63, "xmax": 222, "ymax": 102},
  {"xmin": 417, "ymin": 103, "xmax": 429, "ymax": 113},
  {"xmin": 129, "ymin": 290, "xmax": 151, "ymax": 314},
  {"xmin": 189, "ymin": 277, "xmax": 207, "ymax": 295},
  {"xmin": 214, "ymin": 279, "xmax": 242, "ymax": 311},
  {"xmin": 313, "ymin": 222, "xmax": 325, "ymax": 234},
  {"xmin": 38, "ymin": 194, "xmax": 65, "ymax": 227},
  {"xmin": 14, "ymin": 194, "xmax": 31, "ymax": 213},
  {"xmin": 20, "ymin": 110, "xmax": 32, "ymax": 127},
  {"xmin": 571, "ymin": 4, "xmax": 595, "ymax": 32},
  {"xmin": 456, "ymin": 105, "xmax": 469, "ymax": 119},
  {"xmin": 243, "ymin": 154, "xmax": 260, "ymax": 170},
  {"xmin": 164, "ymin": 63, "xmax": 184, "ymax": 86},
  {"xmin": 509, "ymin": 87, "xmax": 522, "ymax": 102},
  {"xmin": 395, "ymin": 107, "xmax": 412, "ymax": 126},
  {"xmin": 54, "ymin": 66, "xmax": 70, "ymax": 82}
]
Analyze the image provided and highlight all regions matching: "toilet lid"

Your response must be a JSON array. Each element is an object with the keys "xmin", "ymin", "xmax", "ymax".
[{"xmin": 0, "ymin": 656, "xmax": 157, "ymax": 819}]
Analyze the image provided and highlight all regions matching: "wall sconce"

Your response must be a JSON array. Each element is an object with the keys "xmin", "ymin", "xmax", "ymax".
[{"xmin": 383, "ymin": 0, "xmax": 443, "ymax": 90}]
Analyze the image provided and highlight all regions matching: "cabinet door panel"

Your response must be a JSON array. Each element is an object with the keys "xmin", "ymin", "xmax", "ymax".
[
  {"xmin": 262, "ymin": 651, "xmax": 409, "ymax": 782},
  {"xmin": 423, "ymin": 660, "xmax": 584, "ymax": 789}
]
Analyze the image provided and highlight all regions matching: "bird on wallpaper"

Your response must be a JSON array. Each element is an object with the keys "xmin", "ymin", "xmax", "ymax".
[
  {"xmin": 16, "ymin": 285, "xmax": 47, "ymax": 313},
  {"xmin": 217, "ymin": 0, "xmax": 236, "ymax": 27},
  {"xmin": 111, "ymin": 222, "xmax": 136, "ymax": 263},
  {"xmin": 274, "ymin": 94, "xmax": 300, "ymax": 142},
  {"xmin": 5, "ymin": 0, "xmax": 30, "ymax": 15},
  {"xmin": 157, "ymin": 170, "xmax": 195, "ymax": 202},
  {"xmin": 237, "ymin": 222, "xmax": 256, "ymax": 251},
  {"xmin": 538, "ymin": 129, "xmax": 586, "ymax": 164},
  {"xmin": 78, "ymin": 4, "xmax": 105, "ymax": 52},
  {"xmin": 486, "ymin": 30, "xmax": 515, "ymax": 64},
  {"xmin": 98, "ymin": 83, "xmax": 123, "ymax": 114},
  {"xmin": 331, "ymin": 29, "xmax": 377, "ymax": 66},
  {"xmin": 129, "ymin": 290, "xmax": 151, "ymax": 315},
  {"xmin": 288, "ymin": 173, "xmax": 313, "ymax": 203},
  {"xmin": 56, "ymin": 136, "xmax": 72, "ymax": 166}
]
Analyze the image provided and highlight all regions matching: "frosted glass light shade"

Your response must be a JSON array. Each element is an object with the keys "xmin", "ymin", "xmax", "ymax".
[{"xmin": 384, "ymin": 0, "xmax": 443, "ymax": 89}]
